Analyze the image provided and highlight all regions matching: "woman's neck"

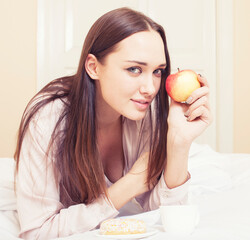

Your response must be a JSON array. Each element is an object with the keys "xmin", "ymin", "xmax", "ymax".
[
  {"xmin": 97, "ymin": 115, "xmax": 121, "ymax": 132},
  {"xmin": 95, "ymin": 89, "xmax": 121, "ymax": 131}
]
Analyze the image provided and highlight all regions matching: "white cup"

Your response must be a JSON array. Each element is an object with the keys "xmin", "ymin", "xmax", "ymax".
[{"xmin": 160, "ymin": 205, "xmax": 200, "ymax": 236}]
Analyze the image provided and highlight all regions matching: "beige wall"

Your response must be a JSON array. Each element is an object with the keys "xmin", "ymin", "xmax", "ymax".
[
  {"xmin": 0, "ymin": 0, "xmax": 37, "ymax": 157},
  {"xmin": 0, "ymin": 0, "xmax": 250, "ymax": 157},
  {"xmin": 233, "ymin": 0, "xmax": 250, "ymax": 153}
]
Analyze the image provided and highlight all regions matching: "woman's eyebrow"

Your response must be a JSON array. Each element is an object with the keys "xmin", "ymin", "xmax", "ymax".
[
  {"xmin": 125, "ymin": 60, "xmax": 167, "ymax": 67},
  {"xmin": 159, "ymin": 63, "xmax": 167, "ymax": 67},
  {"xmin": 125, "ymin": 60, "xmax": 147, "ymax": 66}
]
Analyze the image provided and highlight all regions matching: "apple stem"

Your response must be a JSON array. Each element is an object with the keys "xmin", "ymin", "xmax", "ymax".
[{"xmin": 177, "ymin": 68, "xmax": 180, "ymax": 72}]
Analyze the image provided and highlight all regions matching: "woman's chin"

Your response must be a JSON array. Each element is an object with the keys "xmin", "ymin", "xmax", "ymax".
[{"xmin": 123, "ymin": 111, "xmax": 147, "ymax": 121}]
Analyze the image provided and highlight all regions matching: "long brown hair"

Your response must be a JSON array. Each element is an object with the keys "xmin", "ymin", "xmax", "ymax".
[{"xmin": 14, "ymin": 7, "xmax": 171, "ymax": 207}]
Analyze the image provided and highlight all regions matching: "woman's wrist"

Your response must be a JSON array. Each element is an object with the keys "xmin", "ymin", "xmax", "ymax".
[
  {"xmin": 107, "ymin": 172, "xmax": 140, "ymax": 210},
  {"xmin": 167, "ymin": 129, "xmax": 193, "ymax": 148},
  {"xmin": 164, "ymin": 131, "xmax": 191, "ymax": 189}
]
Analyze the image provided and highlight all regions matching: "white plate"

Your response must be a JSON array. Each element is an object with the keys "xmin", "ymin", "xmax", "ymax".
[{"xmin": 95, "ymin": 227, "xmax": 158, "ymax": 239}]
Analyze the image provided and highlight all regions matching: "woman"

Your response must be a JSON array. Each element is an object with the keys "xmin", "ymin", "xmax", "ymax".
[{"xmin": 15, "ymin": 7, "xmax": 211, "ymax": 239}]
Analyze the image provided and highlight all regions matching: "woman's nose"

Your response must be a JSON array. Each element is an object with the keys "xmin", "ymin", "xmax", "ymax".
[{"xmin": 139, "ymin": 75, "xmax": 156, "ymax": 96}]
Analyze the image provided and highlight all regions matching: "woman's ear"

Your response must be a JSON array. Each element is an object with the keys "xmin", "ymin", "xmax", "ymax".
[{"xmin": 85, "ymin": 54, "xmax": 99, "ymax": 80}]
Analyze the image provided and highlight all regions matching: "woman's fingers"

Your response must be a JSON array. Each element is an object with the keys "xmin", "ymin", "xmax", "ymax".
[
  {"xmin": 198, "ymin": 74, "xmax": 209, "ymax": 87},
  {"xmin": 184, "ymin": 95, "xmax": 210, "ymax": 117},
  {"xmin": 185, "ymin": 86, "xmax": 209, "ymax": 105},
  {"xmin": 186, "ymin": 105, "xmax": 211, "ymax": 124},
  {"xmin": 185, "ymin": 74, "xmax": 209, "ymax": 105}
]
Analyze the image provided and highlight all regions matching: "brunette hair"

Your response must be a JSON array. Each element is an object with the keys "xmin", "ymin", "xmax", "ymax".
[{"xmin": 14, "ymin": 7, "xmax": 171, "ymax": 207}]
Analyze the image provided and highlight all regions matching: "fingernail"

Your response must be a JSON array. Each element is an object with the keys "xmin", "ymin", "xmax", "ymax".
[
  {"xmin": 185, "ymin": 96, "xmax": 193, "ymax": 104},
  {"xmin": 184, "ymin": 110, "xmax": 190, "ymax": 117}
]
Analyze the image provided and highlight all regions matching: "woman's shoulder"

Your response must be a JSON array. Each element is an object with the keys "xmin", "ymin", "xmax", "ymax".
[
  {"xmin": 28, "ymin": 94, "xmax": 67, "ymax": 133},
  {"xmin": 27, "ymin": 77, "xmax": 71, "ymax": 126},
  {"xmin": 35, "ymin": 94, "xmax": 64, "ymax": 115}
]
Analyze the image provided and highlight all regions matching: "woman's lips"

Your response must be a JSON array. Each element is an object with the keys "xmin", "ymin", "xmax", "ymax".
[{"xmin": 131, "ymin": 99, "xmax": 150, "ymax": 110}]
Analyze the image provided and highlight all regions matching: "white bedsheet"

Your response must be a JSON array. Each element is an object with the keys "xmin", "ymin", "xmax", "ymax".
[{"xmin": 1, "ymin": 143, "xmax": 250, "ymax": 240}]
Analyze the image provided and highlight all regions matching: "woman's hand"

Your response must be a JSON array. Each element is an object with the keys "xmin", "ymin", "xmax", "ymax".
[
  {"xmin": 128, "ymin": 152, "xmax": 154, "ymax": 196},
  {"xmin": 107, "ymin": 152, "xmax": 152, "ymax": 210},
  {"xmin": 167, "ymin": 74, "xmax": 212, "ymax": 144}
]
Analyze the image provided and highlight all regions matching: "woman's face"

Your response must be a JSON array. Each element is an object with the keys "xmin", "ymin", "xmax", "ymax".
[{"xmin": 96, "ymin": 29, "xmax": 166, "ymax": 121}]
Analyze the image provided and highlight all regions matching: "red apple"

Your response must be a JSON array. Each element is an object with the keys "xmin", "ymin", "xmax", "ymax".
[{"xmin": 165, "ymin": 69, "xmax": 201, "ymax": 102}]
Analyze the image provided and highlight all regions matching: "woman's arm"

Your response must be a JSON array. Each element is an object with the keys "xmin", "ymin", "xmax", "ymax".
[
  {"xmin": 16, "ymin": 112, "xmax": 119, "ymax": 239},
  {"xmin": 135, "ymin": 75, "xmax": 212, "ymax": 210},
  {"xmin": 164, "ymin": 74, "xmax": 212, "ymax": 188},
  {"xmin": 18, "ymin": 145, "xmax": 147, "ymax": 239},
  {"xmin": 17, "ymin": 101, "xmax": 150, "ymax": 239},
  {"xmin": 108, "ymin": 157, "xmax": 150, "ymax": 210},
  {"xmin": 164, "ymin": 132, "xmax": 190, "ymax": 188}
]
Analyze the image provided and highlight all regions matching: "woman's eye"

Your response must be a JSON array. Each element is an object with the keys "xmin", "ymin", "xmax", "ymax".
[
  {"xmin": 153, "ymin": 69, "xmax": 164, "ymax": 77},
  {"xmin": 127, "ymin": 67, "xmax": 142, "ymax": 74}
]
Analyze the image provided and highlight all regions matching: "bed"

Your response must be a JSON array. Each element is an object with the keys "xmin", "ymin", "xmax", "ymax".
[{"xmin": 1, "ymin": 143, "xmax": 250, "ymax": 240}]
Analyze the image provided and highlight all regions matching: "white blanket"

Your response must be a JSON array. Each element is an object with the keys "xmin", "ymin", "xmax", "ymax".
[
  {"xmin": 0, "ymin": 158, "xmax": 21, "ymax": 239},
  {"xmin": 1, "ymin": 143, "xmax": 250, "ymax": 239}
]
